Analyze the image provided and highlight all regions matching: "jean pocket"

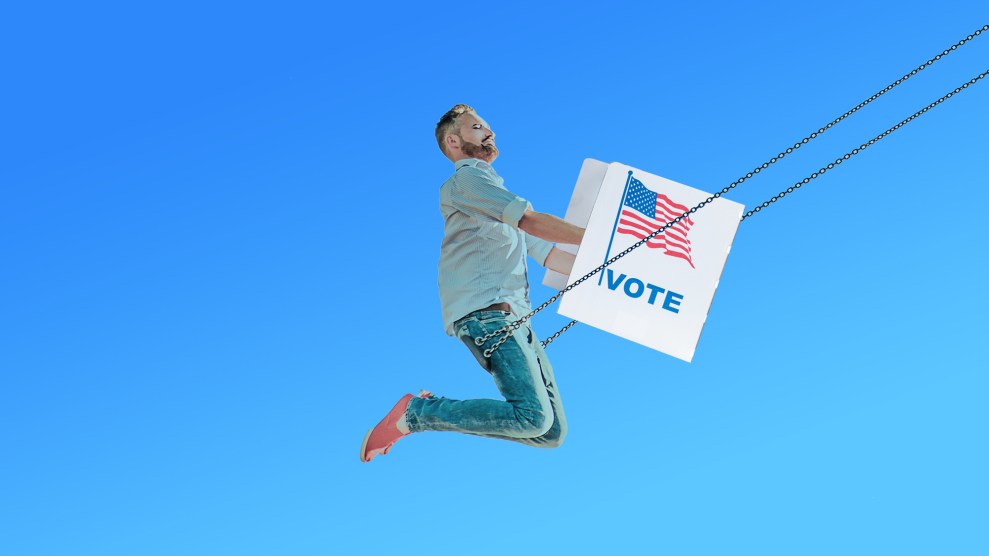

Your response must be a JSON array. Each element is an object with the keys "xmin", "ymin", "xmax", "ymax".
[{"xmin": 457, "ymin": 320, "xmax": 493, "ymax": 372}]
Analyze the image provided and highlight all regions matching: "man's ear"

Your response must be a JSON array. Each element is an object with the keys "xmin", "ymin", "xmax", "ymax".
[{"xmin": 445, "ymin": 133, "xmax": 461, "ymax": 152}]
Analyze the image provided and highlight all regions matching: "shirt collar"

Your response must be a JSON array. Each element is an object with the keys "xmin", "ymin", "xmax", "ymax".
[{"xmin": 455, "ymin": 158, "xmax": 488, "ymax": 170}]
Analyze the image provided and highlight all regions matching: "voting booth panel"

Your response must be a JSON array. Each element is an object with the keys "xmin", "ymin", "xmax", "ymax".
[{"xmin": 544, "ymin": 160, "xmax": 744, "ymax": 362}]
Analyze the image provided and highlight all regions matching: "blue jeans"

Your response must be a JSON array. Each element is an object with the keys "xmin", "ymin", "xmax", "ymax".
[{"xmin": 405, "ymin": 310, "xmax": 567, "ymax": 448}]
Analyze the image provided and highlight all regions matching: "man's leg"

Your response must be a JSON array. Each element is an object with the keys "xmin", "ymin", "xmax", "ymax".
[
  {"xmin": 517, "ymin": 330, "xmax": 567, "ymax": 447},
  {"xmin": 405, "ymin": 310, "xmax": 567, "ymax": 447},
  {"xmin": 452, "ymin": 323, "xmax": 566, "ymax": 447}
]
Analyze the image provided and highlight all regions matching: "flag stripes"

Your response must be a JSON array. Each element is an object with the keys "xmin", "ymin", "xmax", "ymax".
[{"xmin": 616, "ymin": 177, "xmax": 695, "ymax": 268}]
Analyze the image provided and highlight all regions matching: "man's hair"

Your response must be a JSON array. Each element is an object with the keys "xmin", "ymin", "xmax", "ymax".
[{"xmin": 435, "ymin": 104, "xmax": 475, "ymax": 156}]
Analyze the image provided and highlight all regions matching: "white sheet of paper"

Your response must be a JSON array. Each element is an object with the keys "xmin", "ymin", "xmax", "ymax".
[{"xmin": 551, "ymin": 161, "xmax": 744, "ymax": 362}]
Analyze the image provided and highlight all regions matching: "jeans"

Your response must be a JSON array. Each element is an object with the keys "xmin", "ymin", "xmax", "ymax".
[{"xmin": 405, "ymin": 310, "xmax": 567, "ymax": 448}]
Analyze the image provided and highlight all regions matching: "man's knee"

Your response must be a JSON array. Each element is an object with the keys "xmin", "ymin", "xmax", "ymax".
[
  {"xmin": 515, "ymin": 406, "xmax": 553, "ymax": 439},
  {"xmin": 539, "ymin": 419, "xmax": 567, "ymax": 448}
]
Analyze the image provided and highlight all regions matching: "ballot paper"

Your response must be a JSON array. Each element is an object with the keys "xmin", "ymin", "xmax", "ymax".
[{"xmin": 542, "ymin": 159, "xmax": 744, "ymax": 362}]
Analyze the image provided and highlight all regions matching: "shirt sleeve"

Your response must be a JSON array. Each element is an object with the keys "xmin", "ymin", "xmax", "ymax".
[
  {"xmin": 450, "ymin": 166, "xmax": 531, "ymax": 227},
  {"xmin": 525, "ymin": 234, "xmax": 555, "ymax": 267}
]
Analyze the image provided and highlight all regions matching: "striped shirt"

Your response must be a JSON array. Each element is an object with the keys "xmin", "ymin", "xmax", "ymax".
[{"xmin": 438, "ymin": 158, "xmax": 555, "ymax": 335}]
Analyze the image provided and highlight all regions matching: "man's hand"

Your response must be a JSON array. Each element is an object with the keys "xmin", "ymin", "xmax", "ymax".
[
  {"xmin": 519, "ymin": 210, "xmax": 584, "ymax": 245},
  {"xmin": 544, "ymin": 247, "xmax": 577, "ymax": 276}
]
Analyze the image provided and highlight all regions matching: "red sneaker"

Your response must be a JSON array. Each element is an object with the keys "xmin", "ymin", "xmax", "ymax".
[{"xmin": 360, "ymin": 393, "xmax": 414, "ymax": 463}]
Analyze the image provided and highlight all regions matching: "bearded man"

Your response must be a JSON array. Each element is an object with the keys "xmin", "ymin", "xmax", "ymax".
[{"xmin": 361, "ymin": 104, "xmax": 584, "ymax": 462}]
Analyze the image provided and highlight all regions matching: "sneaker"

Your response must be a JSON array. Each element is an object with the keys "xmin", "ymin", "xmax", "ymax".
[{"xmin": 360, "ymin": 393, "xmax": 414, "ymax": 463}]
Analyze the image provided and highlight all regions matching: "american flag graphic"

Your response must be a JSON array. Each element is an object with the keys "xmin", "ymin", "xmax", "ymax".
[{"xmin": 616, "ymin": 176, "xmax": 695, "ymax": 268}]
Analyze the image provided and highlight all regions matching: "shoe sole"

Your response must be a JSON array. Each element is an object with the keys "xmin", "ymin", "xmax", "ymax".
[{"xmin": 360, "ymin": 428, "xmax": 374, "ymax": 462}]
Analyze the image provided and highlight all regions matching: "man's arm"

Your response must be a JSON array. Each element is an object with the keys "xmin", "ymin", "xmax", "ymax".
[
  {"xmin": 544, "ymin": 247, "xmax": 577, "ymax": 276},
  {"xmin": 519, "ymin": 210, "xmax": 584, "ymax": 245}
]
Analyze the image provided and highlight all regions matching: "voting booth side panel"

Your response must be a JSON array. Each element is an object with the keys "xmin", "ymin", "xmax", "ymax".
[{"xmin": 542, "ymin": 158, "xmax": 609, "ymax": 291}]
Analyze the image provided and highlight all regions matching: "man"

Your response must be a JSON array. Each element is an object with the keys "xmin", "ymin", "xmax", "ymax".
[{"xmin": 360, "ymin": 104, "xmax": 584, "ymax": 462}]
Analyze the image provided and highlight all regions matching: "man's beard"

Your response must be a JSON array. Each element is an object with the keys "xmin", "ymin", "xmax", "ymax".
[{"xmin": 460, "ymin": 138, "xmax": 499, "ymax": 162}]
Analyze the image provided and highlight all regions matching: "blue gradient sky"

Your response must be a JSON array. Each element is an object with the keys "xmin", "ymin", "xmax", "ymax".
[{"xmin": 3, "ymin": 3, "xmax": 988, "ymax": 555}]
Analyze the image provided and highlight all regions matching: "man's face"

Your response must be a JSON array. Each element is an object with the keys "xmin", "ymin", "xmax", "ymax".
[{"xmin": 454, "ymin": 113, "xmax": 498, "ymax": 162}]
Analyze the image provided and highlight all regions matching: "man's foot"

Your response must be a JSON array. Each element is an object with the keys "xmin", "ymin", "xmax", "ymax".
[{"xmin": 360, "ymin": 393, "xmax": 415, "ymax": 463}]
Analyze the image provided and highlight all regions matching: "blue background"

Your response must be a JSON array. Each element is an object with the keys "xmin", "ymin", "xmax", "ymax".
[{"xmin": 3, "ymin": 2, "xmax": 988, "ymax": 554}]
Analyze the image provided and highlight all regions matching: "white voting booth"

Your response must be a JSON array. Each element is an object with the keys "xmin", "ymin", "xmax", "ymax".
[{"xmin": 543, "ymin": 160, "xmax": 744, "ymax": 362}]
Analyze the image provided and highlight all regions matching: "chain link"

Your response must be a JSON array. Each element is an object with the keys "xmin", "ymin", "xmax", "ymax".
[{"xmin": 470, "ymin": 25, "xmax": 989, "ymax": 354}]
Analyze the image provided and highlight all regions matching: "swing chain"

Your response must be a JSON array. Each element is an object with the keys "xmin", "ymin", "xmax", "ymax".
[
  {"xmin": 474, "ymin": 25, "xmax": 989, "ymax": 354},
  {"xmin": 540, "ymin": 67, "xmax": 989, "ymax": 348},
  {"xmin": 541, "ymin": 319, "xmax": 578, "ymax": 348},
  {"xmin": 742, "ymin": 68, "xmax": 989, "ymax": 220}
]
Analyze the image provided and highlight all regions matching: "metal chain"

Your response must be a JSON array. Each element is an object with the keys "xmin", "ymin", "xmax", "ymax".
[
  {"xmin": 540, "ymin": 68, "xmax": 989, "ymax": 349},
  {"xmin": 473, "ymin": 25, "xmax": 989, "ymax": 356},
  {"xmin": 539, "ymin": 67, "xmax": 989, "ymax": 351},
  {"xmin": 740, "ymin": 69, "xmax": 989, "ymax": 221}
]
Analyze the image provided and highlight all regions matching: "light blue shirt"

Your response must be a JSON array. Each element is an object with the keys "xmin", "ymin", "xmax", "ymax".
[{"xmin": 438, "ymin": 158, "xmax": 555, "ymax": 335}]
